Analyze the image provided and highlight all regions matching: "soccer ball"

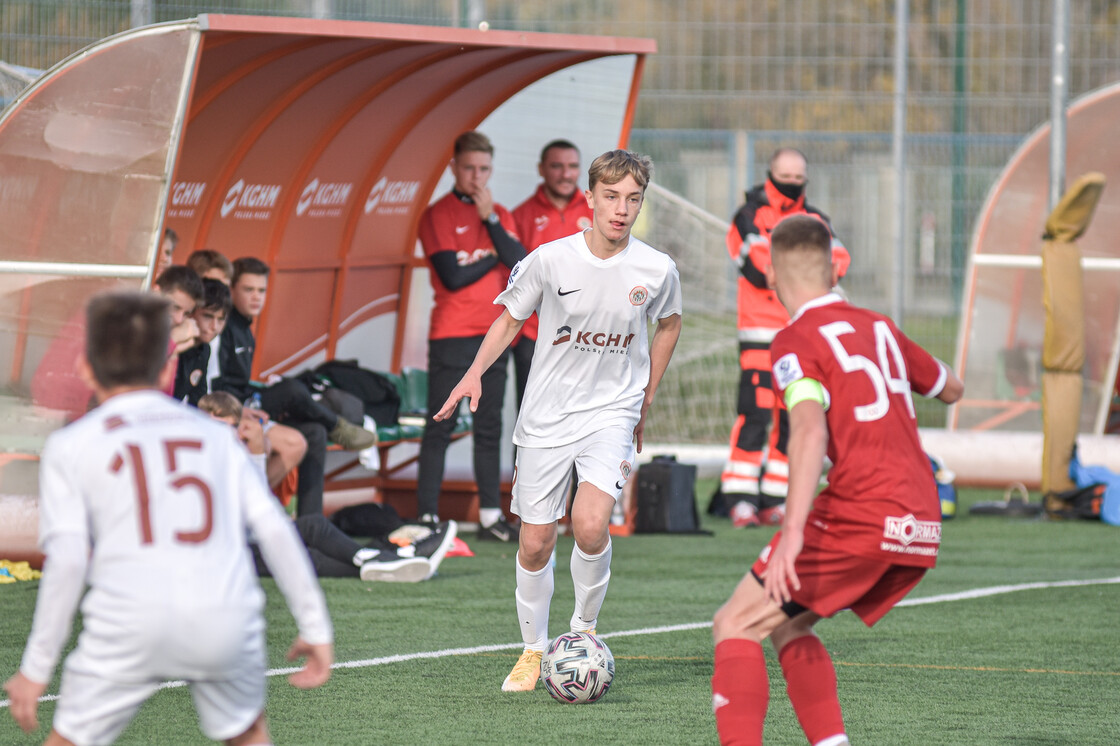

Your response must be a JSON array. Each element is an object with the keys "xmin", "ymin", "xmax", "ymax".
[{"xmin": 540, "ymin": 632, "xmax": 615, "ymax": 704}]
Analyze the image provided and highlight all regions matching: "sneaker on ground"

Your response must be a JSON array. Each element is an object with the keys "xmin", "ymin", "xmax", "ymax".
[
  {"xmin": 501, "ymin": 649, "xmax": 543, "ymax": 692},
  {"xmin": 388, "ymin": 524, "xmax": 432, "ymax": 546},
  {"xmin": 329, "ymin": 418, "xmax": 377, "ymax": 451},
  {"xmin": 730, "ymin": 500, "xmax": 761, "ymax": 528},
  {"xmin": 413, "ymin": 520, "xmax": 458, "ymax": 579},
  {"xmin": 477, "ymin": 517, "xmax": 519, "ymax": 542},
  {"xmin": 416, "ymin": 513, "xmax": 440, "ymax": 528},
  {"xmin": 759, "ymin": 504, "xmax": 785, "ymax": 526},
  {"xmin": 359, "ymin": 555, "xmax": 431, "ymax": 583}
]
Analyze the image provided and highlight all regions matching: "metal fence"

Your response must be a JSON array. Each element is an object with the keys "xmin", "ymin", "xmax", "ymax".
[{"xmin": 3, "ymin": 0, "xmax": 1118, "ymax": 442}]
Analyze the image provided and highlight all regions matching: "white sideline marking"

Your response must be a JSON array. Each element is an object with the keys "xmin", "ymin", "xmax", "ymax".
[
  {"xmin": 3, "ymin": 576, "xmax": 1119, "ymax": 710},
  {"xmin": 895, "ymin": 575, "xmax": 1120, "ymax": 607}
]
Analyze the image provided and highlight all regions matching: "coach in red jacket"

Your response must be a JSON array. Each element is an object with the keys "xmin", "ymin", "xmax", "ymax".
[
  {"xmin": 416, "ymin": 130, "xmax": 525, "ymax": 542},
  {"xmin": 720, "ymin": 148, "xmax": 851, "ymax": 528},
  {"xmin": 510, "ymin": 139, "xmax": 594, "ymax": 405}
]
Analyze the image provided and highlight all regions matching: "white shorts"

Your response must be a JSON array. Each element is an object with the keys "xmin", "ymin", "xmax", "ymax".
[
  {"xmin": 511, "ymin": 425, "xmax": 636, "ymax": 524},
  {"xmin": 53, "ymin": 614, "xmax": 266, "ymax": 745}
]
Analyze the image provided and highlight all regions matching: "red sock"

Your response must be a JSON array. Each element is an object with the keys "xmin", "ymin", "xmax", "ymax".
[
  {"xmin": 778, "ymin": 635, "xmax": 846, "ymax": 745},
  {"xmin": 712, "ymin": 639, "xmax": 769, "ymax": 746}
]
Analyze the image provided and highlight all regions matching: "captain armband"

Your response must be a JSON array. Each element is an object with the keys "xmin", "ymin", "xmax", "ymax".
[{"xmin": 783, "ymin": 377, "xmax": 827, "ymax": 411}]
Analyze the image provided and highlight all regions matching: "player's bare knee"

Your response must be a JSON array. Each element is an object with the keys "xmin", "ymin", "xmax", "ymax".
[
  {"xmin": 516, "ymin": 525, "xmax": 556, "ymax": 570},
  {"xmin": 711, "ymin": 602, "xmax": 735, "ymax": 641},
  {"xmin": 712, "ymin": 600, "xmax": 761, "ymax": 643},
  {"xmin": 44, "ymin": 729, "xmax": 77, "ymax": 746},
  {"xmin": 571, "ymin": 523, "xmax": 609, "ymax": 555},
  {"xmin": 770, "ymin": 611, "xmax": 821, "ymax": 652},
  {"xmin": 226, "ymin": 713, "xmax": 270, "ymax": 745},
  {"xmin": 569, "ymin": 494, "xmax": 613, "ymax": 551}
]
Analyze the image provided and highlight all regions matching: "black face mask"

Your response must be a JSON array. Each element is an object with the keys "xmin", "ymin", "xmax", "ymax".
[{"xmin": 768, "ymin": 171, "xmax": 806, "ymax": 201}]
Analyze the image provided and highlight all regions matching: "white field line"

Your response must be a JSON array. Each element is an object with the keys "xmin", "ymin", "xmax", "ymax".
[{"xmin": 3, "ymin": 575, "xmax": 1118, "ymax": 709}]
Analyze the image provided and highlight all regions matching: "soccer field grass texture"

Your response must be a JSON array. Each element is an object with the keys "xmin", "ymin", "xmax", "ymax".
[{"xmin": 2, "ymin": 489, "xmax": 1118, "ymax": 745}]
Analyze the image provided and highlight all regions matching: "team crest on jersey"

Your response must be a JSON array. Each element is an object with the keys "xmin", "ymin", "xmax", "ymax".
[
  {"xmin": 534, "ymin": 215, "xmax": 549, "ymax": 231},
  {"xmin": 619, "ymin": 461, "xmax": 632, "ymax": 479},
  {"xmin": 553, "ymin": 325, "xmax": 572, "ymax": 345},
  {"xmin": 629, "ymin": 285, "xmax": 649, "ymax": 306},
  {"xmin": 577, "ymin": 216, "xmax": 592, "ymax": 230},
  {"xmin": 773, "ymin": 353, "xmax": 803, "ymax": 389},
  {"xmin": 189, "ymin": 370, "xmax": 203, "ymax": 386}
]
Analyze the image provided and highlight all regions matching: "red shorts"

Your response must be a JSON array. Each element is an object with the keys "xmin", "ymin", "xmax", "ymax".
[{"xmin": 751, "ymin": 530, "xmax": 927, "ymax": 627}]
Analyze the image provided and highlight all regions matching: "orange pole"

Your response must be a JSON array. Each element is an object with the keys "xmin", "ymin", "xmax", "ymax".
[{"xmin": 617, "ymin": 54, "xmax": 647, "ymax": 149}]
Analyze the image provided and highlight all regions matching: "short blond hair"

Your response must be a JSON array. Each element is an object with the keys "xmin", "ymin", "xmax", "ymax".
[
  {"xmin": 198, "ymin": 391, "xmax": 242, "ymax": 421},
  {"xmin": 587, "ymin": 149, "xmax": 652, "ymax": 192}
]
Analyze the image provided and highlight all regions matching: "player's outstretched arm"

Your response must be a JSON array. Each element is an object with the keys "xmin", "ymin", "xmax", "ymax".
[
  {"xmin": 763, "ymin": 399, "xmax": 828, "ymax": 606},
  {"xmin": 937, "ymin": 365, "xmax": 964, "ymax": 404},
  {"xmin": 433, "ymin": 308, "xmax": 524, "ymax": 420},
  {"xmin": 634, "ymin": 313, "xmax": 682, "ymax": 452},
  {"xmin": 4, "ymin": 672, "xmax": 46, "ymax": 733},
  {"xmin": 286, "ymin": 638, "xmax": 333, "ymax": 689}
]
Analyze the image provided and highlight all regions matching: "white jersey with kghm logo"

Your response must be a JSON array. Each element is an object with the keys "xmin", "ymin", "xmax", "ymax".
[{"xmin": 496, "ymin": 229, "xmax": 682, "ymax": 448}]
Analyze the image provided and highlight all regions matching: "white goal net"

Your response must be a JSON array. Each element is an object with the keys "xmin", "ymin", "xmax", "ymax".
[{"xmin": 633, "ymin": 183, "xmax": 739, "ymax": 455}]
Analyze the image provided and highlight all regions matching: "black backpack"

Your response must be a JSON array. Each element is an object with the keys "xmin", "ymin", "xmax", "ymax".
[{"xmin": 314, "ymin": 360, "xmax": 401, "ymax": 428}]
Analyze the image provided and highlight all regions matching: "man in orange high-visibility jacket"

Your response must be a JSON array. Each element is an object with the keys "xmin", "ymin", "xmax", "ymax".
[{"xmin": 720, "ymin": 148, "xmax": 850, "ymax": 527}]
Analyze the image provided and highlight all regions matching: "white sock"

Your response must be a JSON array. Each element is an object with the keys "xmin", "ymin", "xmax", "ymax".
[
  {"xmin": 352, "ymin": 547, "xmax": 380, "ymax": 566},
  {"xmin": 813, "ymin": 736, "xmax": 849, "ymax": 746},
  {"xmin": 514, "ymin": 553, "xmax": 553, "ymax": 651},
  {"xmin": 479, "ymin": 508, "xmax": 503, "ymax": 527},
  {"xmin": 570, "ymin": 540, "xmax": 611, "ymax": 632}
]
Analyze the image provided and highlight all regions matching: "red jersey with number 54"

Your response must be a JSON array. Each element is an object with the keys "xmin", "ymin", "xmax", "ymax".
[{"xmin": 770, "ymin": 293, "xmax": 950, "ymax": 567}]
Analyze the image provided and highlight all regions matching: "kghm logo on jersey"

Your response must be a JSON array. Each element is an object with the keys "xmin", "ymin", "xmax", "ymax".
[
  {"xmin": 553, "ymin": 327, "xmax": 636, "ymax": 355},
  {"xmin": 882, "ymin": 514, "xmax": 941, "ymax": 548},
  {"xmin": 629, "ymin": 285, "xmax": 649, "ymax": 306}
]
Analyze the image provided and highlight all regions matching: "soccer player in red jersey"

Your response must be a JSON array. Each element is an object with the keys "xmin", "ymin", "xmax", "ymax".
[{"xmin": 710, "ymin": 215, "xmax": 963, "ymax": 746}]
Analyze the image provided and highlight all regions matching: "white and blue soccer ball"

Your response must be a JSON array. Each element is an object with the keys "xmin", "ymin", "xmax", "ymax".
[{"xmin": 540, "ymin": 632, "xmax": 615, "ymax": 704}]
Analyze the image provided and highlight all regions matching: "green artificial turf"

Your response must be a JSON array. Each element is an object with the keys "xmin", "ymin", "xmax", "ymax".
[{"xmin": 2, "ymin": 485, "xmax": 1117, "ymax": 744}]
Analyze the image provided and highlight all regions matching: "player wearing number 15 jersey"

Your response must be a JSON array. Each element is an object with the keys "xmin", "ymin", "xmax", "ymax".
[
  {"xmin": 710, "ymin": 216, "xmax": 963, "ymax": 746},
  {"xmin": 4, "ymin": 292, "xmax": 333, "ymax": 746}
]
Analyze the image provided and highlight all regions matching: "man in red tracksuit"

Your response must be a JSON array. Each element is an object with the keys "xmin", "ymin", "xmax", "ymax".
[
  {"xmin": 510, "ymin": 139, "xmax": 594, "ymax": 405},
  {"xmin": 417, "ymin": 130, "xmax": 525, "ymax": 542},
  {"xmin": 720, "ymin": 148, "xmax": 850, "ymax": 527}
]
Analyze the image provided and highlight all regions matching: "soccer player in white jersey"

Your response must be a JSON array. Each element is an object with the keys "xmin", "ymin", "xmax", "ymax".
[
  {"xmin": 3, "ymin": 291, "xmax": 333, "ymax": 745},
  {"xmin": 434, "ymin": 149, "xmax": 683, "ymax": 692}
]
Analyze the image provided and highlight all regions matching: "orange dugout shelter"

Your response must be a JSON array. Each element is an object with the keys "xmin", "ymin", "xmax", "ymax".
[{"xmin": 0, "ymin": 15, "xmax": 656, "ymax": 559}]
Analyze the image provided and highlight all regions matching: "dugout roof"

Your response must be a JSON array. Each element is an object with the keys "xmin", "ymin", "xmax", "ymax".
[
  {"xmin": 953, "ymin": 81, "xmax": 1120, "ymax": 435},
  {"xmin": 0, "ymin": 14, "xmax": 654, "ymax": 428}
]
